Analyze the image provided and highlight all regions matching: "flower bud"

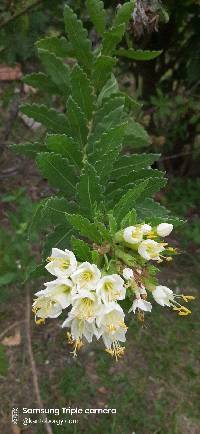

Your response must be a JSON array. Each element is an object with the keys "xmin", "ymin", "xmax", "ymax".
[{"xmin": 156, "ymin": 223, "xmax": 173, "ymax": 237}]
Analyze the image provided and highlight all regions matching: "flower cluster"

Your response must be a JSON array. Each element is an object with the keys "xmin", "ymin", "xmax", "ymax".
[{"xmin": 32, "ymin": 222, "xmax": 195, "ymax": 360}]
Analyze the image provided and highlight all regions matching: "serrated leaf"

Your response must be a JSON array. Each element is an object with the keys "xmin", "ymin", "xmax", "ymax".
[
  {"xmin": 94, "ymin": 220, "xmax": 112, "ymax": 242},
  {"xmin": 88, "ymin": 96, "xmax": 125, "ymax": 150},
  {"xmin": 65, "ymin": 214, "xmax": 102, "ymax": 243},
  {"xmin": 45, "ymin": 134, "xmax": 82, "ymax": 168},
  {"xmin": 38, "ymin": 49, "xmax": 70, "ymax": 97},
  {"xmin": 86, "ymin": 0, "xmax": 106, "ymax": 35},
  {"xmin": 10, "ymin": 142, "xmax": 45, "ymax": 158},
  {"xmin": 97, "ymin": 74, "xmax": 119, "ymax": 106},
  {"xmin": 26, "ymin": 262, "xmax": 49, "ymax": 281},
  {"xmin": 121, "ymin": 209, "xmax": 137, "ymax": 228},
  {"xmin": 108, "ymin": 176, "xmax": 167, "ymax": 206},
  {"xmin": 108, "ymin": 213, "xmax": 118, "ymax": 235},
  {"xmin": 102, "ymin": 23, "xmax": 125, "ymax": 56},
  {"xmin": 77, "ymin": 161, "xmax": 103, "ymax": 218},
  {"xmin": 41, "ymin": 197, "xmax": 73, "ymax": 226},
  {"xmin": 70, "ymin": 65, "xmax": 95, "ymax": 120},
  {"xmin": 113, "ymin": 153, "xmax": 160, "ymax": 174},
  {"xmin": 36, "ymin": 36, "xmax": 72, "ymax": 57},
  {"xmin": 36, "ymin": 152, "xmax": 76, "ymax": 196},
  {"xmin": 113, "ymin": 1, "xmax": 135, "ymax": 26},
  {"xmin": 90, "ymin": 123, "xmax": 127, "ymax": 182},
  {"xmin": 124, "ymin": 120, "xmax": 150, "ymax": 148},
  {"xmin": 71, "ymin": 236, "xmax": 92, "ymax": 262},
  {"xmin": 43, "ymin": 225, "xmax": 73, "ymax": 257},
  {"xmin": 67, "ymin": 97, "xmax": 88, "ymax": 146},
  {"xmin": 28, "ymin": 199, "xmax": 49, "ymax": 239},
  {"xmin": 113, "ymin": 180, "xmax": 148, "ymax": 222},
  {"xmin": 20, "ymin": 104, "xmax": 69, "ymax": 134},
  {"xmin": 107, "ymin": 168, "xmax": 165, "ymax": 193},
  {"xmin": 92, "ymin": 55, "xmax": 116, "ymax": 91},
  {"xmin": 64, "ymin": 5, "xmax": 93, "ymax": 72},
  {"xmin": 23, "ymin": 72, "xmax": 60, "ymax": 95},
  {"xmin": 117, "ymin": 48, "xmax": 162, "ymax": 60},
  {"xmin": 135, "ymin": 198, "xmax": 183, "ymax": 226}
]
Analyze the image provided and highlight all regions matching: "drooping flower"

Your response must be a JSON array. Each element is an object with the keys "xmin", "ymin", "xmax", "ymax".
[
  {"xmin": 96, "ymin": 274, "xmax": 126, "ymax": 303},
  {"xmin": 123, "ymin": 267, "xmax": 134, "ymax": 280},
  {"xmin": 35, "ymin": 277, "xmax": 75, "ymax": 308},
  {"xmin": 45, "ymin": 248, "xmax": 77, "ymax": 278},
  {"xmin": 32, "ymin": 296, "xmax": 62, "ymax": 321},
  {"xmin": 96, "ymin": 302, "xmax": 127, "ymax": 359},
  {"xmin": 152, "ymin": 285, "xmax": 174, "ymax": 307},
  {"xmin": 71, "ymin": 262, "xmax": 101, "ymax": 290},
  {"xmin": 138, "ymin": 239, "xmax": 165, "ymax": 261},
  {"xmin": 156, "ymin": 223, "xmax": 173, "ymax": 237},
  {"xmin": 123, "ymin": 225, "xmax": 143, "ymax": 244},
  {"xmin": 68, "ymin": 290, "xmax": 102, "ymax": 322},
  {"xmin": 128, "ymin": 297, "xmax": 152, "ymax": 313}
]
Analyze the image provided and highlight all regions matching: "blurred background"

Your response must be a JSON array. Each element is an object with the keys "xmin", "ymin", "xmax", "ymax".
[{"xmin": 0, "ymin": 1, "xmax": 199, "ymax": 433}]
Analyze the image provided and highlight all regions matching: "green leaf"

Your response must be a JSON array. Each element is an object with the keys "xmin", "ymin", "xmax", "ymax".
[
  {"xmin": 107, "ymin": 168, "xmax": 165, "ymax": 193},
  {"xmin": 10, "ymin": 142, "xmax": 45, "ymax": 158},
  {"xmin": 41, "ymin": 197, "xmax": 73, "ymax": 226},
  {"xmin": 113, "ymin": 1, "xmax": 135, "ymax": 26},
  {"xmin": 36, "ymin": 36, "xmax": 72, "ymax": 57},
  {"xmin": 86, "ymin": 0, "xmax": 106, "ymax": 35},
  {"xmin": 117, "ymin": 48, "xmax": 162, "ymax": 60},
  {"xmin": 38, "ymin": 49, "xmax": 70, "ymax": 97},
  {"xmin": 124, "ymin": 120, "xmax": 150, "ymax": 148},
  {"xmin": 90, "ymin": 123, "xmax": 127, "ymax": 182},
  {"xmin": 36, "ymin": 152, "xmax": 76, "ymax": 196},
  {"xmin": 113, "ymin": 153, "xmax": 160, "ymax": 174},
  {"xmin": 71, "ymin": 236, "xmax": 92, "ymax": 262},
  {"xmin": 23, "ymin": 72, "xmax": 60, "ymax": 95},
  {"xmin": 121, "ymin": 209, "xmax": 137, "ymax": 228},
  {"xmin": 70, "ymin": 65, "xmax": 95, "ymax": 120},
  {"xmin": 65, "ymin": 214, "xmax": 102, "ymax": 243},
  {"xmin": 113, "ymin": 180, "xmax": 148, "ymax": 223},
  {"xmin": 20, "ymin": 104, "xmax": 69, "ymax": 134},
  {"xmin": 67, "ymin": 97, "xmax": 88, "ymax": 146},
  {"xmin": 97, "ymin": 74, "xmax": 119, "ymax": 106},
  {"xmin": 43, "ymin": 225, "xmax": 73, "ymax": 257},
  {"xmin": 0, "ymin": 272, "xmax": 15, "ymax": 286},
  {"xmin": 45, "ymin": 134, "xmax": 82, "ymax": 168},
  {"xmin": 64, "ymin": 5, "xmax": 93, "ymax": 72},
  {"xmin": 108, "ymin": 213, "xmax": 118, "ymax": 235},
  {"xmin": 88, "ymin": 96, "xmax": 125, "ymax": 150},
  {"xmin": 94, "ymin": 220, "xmax": 112, "ymax": 242},
  {"xmin": 102, "ymin": 23, "xmax": 125, "ymax": 56},
  {"xmin": 92, "ymin": 55, "xmax": 116, "ymax": 91},
  {"xmin": 135, "ymin": 198, "xmax": 183, "ymax": 226},
  {"xmin": 0, "ymin": 345, "xmax": 9, "ymax": 376},
  {"xmin": 77, "ymin": 161, "xmax": 103, "ymax": 218}
]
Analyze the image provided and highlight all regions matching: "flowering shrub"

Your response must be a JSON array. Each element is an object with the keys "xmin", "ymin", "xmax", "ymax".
[{"xmin": 12, "ymin": 2, "xmax": 195, "ymax": 358}]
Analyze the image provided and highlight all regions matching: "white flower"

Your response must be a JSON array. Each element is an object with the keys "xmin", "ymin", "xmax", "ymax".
[
  {"xmin": 156, "ymin": 223, "xmax": 173, "ymax": 237},
  {"xmin": 123, "ymin": 226, "xmax": 143, "ymax": 244},
  {"xmin": 138, "ymin": 239, "xmax": 165, "ymax": 261},
  {"xmin": 35, "ymin": 277, "xmax": 75, "ymax": 309},
  {"xmin": 96, "ymin": 302, "xmax": 127, "ymax": 350},
  {"xmin": 96, "ymin": 274, "xmax": 126, "ymax": 303},
  {"xmin": 152, "ymin": 285, "xmax": 174, "ymax": 307},
  {"xmin": 62, "ymin": 315, "xmax": 98, "ymax": 343},
  {"xmin": 69, "ymin": 290, "xmax": 102, "ymax": 322},
  {"xmin": 129, "ymin": 297, "xmax": 152, "ymax": 313},
  {"xmin": 32, "ymin": 296, "xmax": 62, "ymax": 320},
  {"xmin": 71, "ymin": 262, "xmax": 101, "ymax": 290},
  {"xmin": 141, "ymin": 224, "xmax": 152, "ymax": 235},
  {"xmin": 123, "ymin": 267, "xmax": 133, "ymax": 280},
  {"xmin": 45, "ymin": 248, "xmax": 77, "ymax": 278}
]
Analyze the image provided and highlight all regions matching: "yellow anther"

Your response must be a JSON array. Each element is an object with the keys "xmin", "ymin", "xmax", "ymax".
[
  {"xmin": 35, "ymin": 318, "xmax": 45, "ymax": 325},
  {"xmin": 182, "ymin": 295, "xmax": 195, "ymax": 302},
  {"xmin": 166, "ymin": 257, "xmax": 173, "ymax": 262}
]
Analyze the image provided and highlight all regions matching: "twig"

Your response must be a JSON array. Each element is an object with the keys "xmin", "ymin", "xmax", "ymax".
[
  {"xmin": 26, "ymin": 289, "xmax": 53, "ymax": 434},
  {"xmin": 0, "ymin": 0, "xmax": 43, "ymax": 30},
  {"xmin": 0, "ymin": 320, "xmax": 24, "ymax": 341}
]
